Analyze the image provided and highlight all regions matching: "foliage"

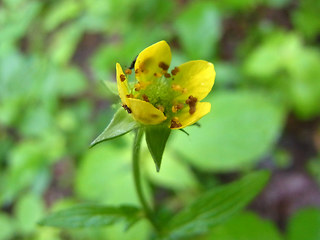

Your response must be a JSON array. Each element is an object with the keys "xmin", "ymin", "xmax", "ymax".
[{"xmin": 1, "ymin": 0, "xmax": 320, "ymax": 239}]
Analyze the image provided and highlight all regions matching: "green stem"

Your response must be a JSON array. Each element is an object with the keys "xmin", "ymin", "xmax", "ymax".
[{"xmin": 132, "ymin": 128, "xmax": 160, "ymax": 232}]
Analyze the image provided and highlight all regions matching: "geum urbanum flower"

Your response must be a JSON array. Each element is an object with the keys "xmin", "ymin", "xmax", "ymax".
[{"xmin": 91, "ymin": 40, "xmax": 216, "ymax": 171}]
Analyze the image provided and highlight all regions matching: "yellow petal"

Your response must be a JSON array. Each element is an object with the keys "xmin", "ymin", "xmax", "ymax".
[
  {"xmin": 127, "ymin": 98, "xmax": 167, "ymax": 125},
  {"xmin": 116, "ymin": 63, "xmax": 129, "ymax": 105},
  {"xmin": 135, "ymin": 40, "xmax": 172, "ymax": 83},
  {"xmin": 171, "ymin": 102, "xmax": 211, "ymax": 129},
  {"xmin": 172, "ymin": 60, "xmax": 215, "ymax": 102}
]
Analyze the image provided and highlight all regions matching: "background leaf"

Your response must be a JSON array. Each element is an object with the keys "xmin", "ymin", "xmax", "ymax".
[
  {"xmin": 174, "ymin": 1, "xmax": 222, "ymax": 59},
  {"xmin": 287, "ymin": 208, "xmax": 320, "ymax": 240},
  {"xmin": 2, "ymin": 0, "xmax": 320, "ymax": 239},
  {"xmin": 76, "ymin": 141, "xmax": 152, "ymax": 206},
  {"xmin": 244, "ymin": 32, "xmax": 320, "ymax": 119},
  {"xmin": 15, "ymin": 193, "xmax": 45, "ymax": 234},
  {"xmin": 173, "ymin": 91, "xmax": 285, "ymax": 171},
  {"xmin": 0, "ymin": 213, "xmax": 16, "ymax": 240},
  {"xmin": 165, "ymin": 171, "xmax": 270, "ymax": 239},
  {"xmin": 208, "ymin": 211, "xmax": 283, "ymax": 240},
  {"xmin": 39, "ymin": 205, "xmax": 142, "ymax": 229}
]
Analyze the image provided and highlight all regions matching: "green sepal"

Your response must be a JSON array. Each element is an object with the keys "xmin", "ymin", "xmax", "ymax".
[
  {"xmin": 39, "ymin": 204, "xmax": 142, "ymax": 230},
  {"xmin": 165, "ymin": 171, "xmax": 270, "ymax": 239},
  {"xmin": 102, "ymin": 79, "xmax": 118, "ymax": 95},
  {"xmin": 145, "ymin": 126, "xmax": 171, "ymax": 172},
  {"xmin": 90, "ymin": 107, "xmax": 138, "ymax": 147}
]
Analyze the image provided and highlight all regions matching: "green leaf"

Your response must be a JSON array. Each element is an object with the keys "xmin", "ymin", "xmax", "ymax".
[
  {"xmin": 15, "ymin": 193, "xmax": 45, "ymax": 234},
  {"xmin": 44, "ymin": 0, "xmax": 82, "ymax": 32},
  {"xmin": 165, "ymin": 171, "xmax": 270, "ymax": 239},
  {"xmin": 0, "ymin": 1, "xmax": 41, "ymax": 50},
  {"xmin": 214, "ymin": 0, "xmax": 261, "ymax": 12},
  {"xmin": 57, "ymin": 66, "xmax": 88, "ymax": 97},
  {"xmin": 76, "ymin": 142, "xmax": 151, "ymax": 206},
  {"xmin": 90, "ymin": 108, "xmax": 138, "ymax": 147},
  {"xmin": 208, "ymin": 211, "xmax": 283, "ymax": 240},
  {"xmin": 39, "ymin": 205, "xmax": 142, "ymax": 229},
  {"xmin": 174, "ymin": 1, "xmax": 221, "ymax": 59},
  {"xmin": 49, "ymin": 24, "xmax": 82, "ymax": 65},
  {"xmin": 145, "ymin": 126, "xmax": 171, "ymax": 172},
  {"xmin": 292, "ymin": 0, "xmax": 320, "ymax": 40},
  {"xmin": 0, "ymin": 213, "xmax": 16, "ymax": 240},
  {"xmin": 287, "ymin": 208, "xmax": 320, "ymax": 240},
  {"xmin": 173, "ymin": 91, "xmax": 285, "ymax": 171},
  {"xmin": 244, "ymin": 32, "xmax": 290, "ymax": 79},
  {"xmin": 244, "ymin": 32, "xmax": 320, "ymax": 119}
]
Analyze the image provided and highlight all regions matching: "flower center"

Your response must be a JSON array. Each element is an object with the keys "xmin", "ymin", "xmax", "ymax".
[
  {"xmin": 123, "ymin": 62, "xmax": 195, "ymax": 128},
  {"xmin": 137, "ymin": 76, "xmax": 176, "ymax": 117}
]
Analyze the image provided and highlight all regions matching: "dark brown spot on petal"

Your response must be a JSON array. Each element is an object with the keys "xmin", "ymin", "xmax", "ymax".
[
  {"xmin": 171, "ymin": 103, "xmax": 184, "ymax": 113},
  {"xmin": 185, "ymin": 95, "xmax": 197, "ymax": 104},
  {"xmin": 189, "ymin": 106, "xmax": 196, "ymax": 115},
  {"xmin": 134, "ymin": 82, "xmax": 141, "ymax": 91},
  {"xmin": 186, "ymin": 95, "xmax": 197, "ymax": 115},
  {"xmin": 126, "ymin": 94, "xmax": 134, "ymax": 98},
  {"xmin": 176, "ymin": 103, "xmax": 184, "ymax": 110},
  {"xmin": 171, "ymin": 67, "xmax": 179, "ymax": 75},
  {"xmin": 154, "ymin": 72, "xmax": 162, "ymax": 78},
  {"xmin": 170, "ymin": 117, "xmax": 182, "ymax": 128},
  {"xmin": 151, "ymin": 114, "xmax": 159, "ymax": 118},
  {"xmin": 164, "ymin": 73, "xmax": 171, "ymax": 78},
  {"xmin": 125, "ymin": 69, "xmax": 132, "ymax": 75},
  {"xmin": 157, "ymin": 105, "xmax": 165, "ymax": 112},
  {"xmin": 120, "ymin": 74, "xmax": 126, "ymax": 82},
  {"xmin": 159, "ymin": 62, "xmax": 169, "ymax": 71},
  {"xmin": 142, "ymin": 94, "xmax": 149, "ymax": 102}
]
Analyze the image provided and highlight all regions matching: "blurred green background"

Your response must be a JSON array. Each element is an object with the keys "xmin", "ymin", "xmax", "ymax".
[{"xmin": 1, "ymin": 0, "xmax": 320, "ymax": 239}]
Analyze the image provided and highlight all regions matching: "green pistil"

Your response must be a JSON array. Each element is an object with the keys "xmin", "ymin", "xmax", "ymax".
[{"xmin": 139, "ymin": 76, "xmax": 176, "ymax": 116}]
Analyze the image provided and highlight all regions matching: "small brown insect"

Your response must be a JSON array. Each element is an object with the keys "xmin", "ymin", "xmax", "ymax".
[
  {"xmin": 159, "ymin": 61, "xmax": 169, "ymax": 71},
  {"xmin": 122, "ymin": 104, "xmax": 132, "ymax": 114},
  {"xmin": 120, "ymin": 74, "xmax": 126, "ymax": 82},
  {"xmin": 129, "ymin": 55, "xmax": 138, "ymax": 70}
]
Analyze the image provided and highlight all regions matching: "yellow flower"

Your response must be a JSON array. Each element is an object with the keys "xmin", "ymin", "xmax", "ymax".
[{"xmin": 116, "ymin": 40, "xmax": 216, "ymax": 129}]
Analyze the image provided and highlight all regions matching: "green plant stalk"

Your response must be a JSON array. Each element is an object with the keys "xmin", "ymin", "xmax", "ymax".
[{"xmin": 132, "ymin": 127, "xmax": 161, "ymax": 233}]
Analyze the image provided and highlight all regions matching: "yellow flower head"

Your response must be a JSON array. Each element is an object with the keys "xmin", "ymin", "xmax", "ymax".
[{"xmin": 116, "ymin": 40, "xmax": 216, "ymax": 129}]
